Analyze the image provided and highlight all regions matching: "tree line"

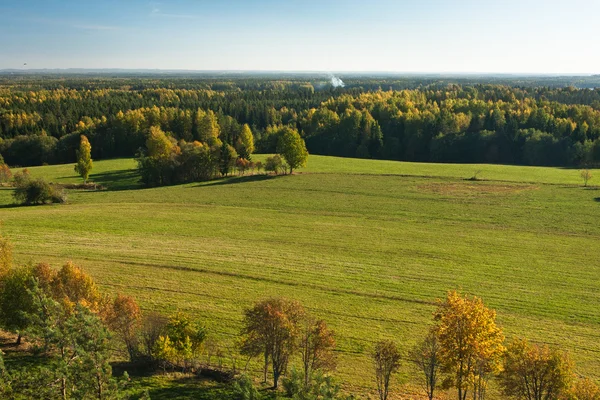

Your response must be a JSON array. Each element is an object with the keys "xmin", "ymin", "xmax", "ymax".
[
  {"xmin": 1, "ymin": 78, "xmax": 600, "ymax": 167},
  {"xmin": 0, "ymin": 234, "xmax": 597, "ymax": 399}
]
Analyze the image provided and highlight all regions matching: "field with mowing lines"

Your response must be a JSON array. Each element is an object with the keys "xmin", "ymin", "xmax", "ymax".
[{"xmin": 1, "ymin": 156, "xmax": 599, "ymax": 397}]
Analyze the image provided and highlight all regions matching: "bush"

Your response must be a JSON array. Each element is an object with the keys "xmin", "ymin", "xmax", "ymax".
[
  {"xmin": 13, "ymin": 177, "xmax": 66, "ymax": 205},
  {"xmin": 265, "ymin": 155, "xmax": 285, "ymax": 174},
  {"xmin": 231, "ymin": 375, "xmax": 263, "ymax": 400},
  {"xmin": 283, "ymin": 368, "xmax": 349, "ymax": 400}
]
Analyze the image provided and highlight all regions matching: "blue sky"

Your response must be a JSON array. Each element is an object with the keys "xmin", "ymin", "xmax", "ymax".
[{"xmin": 1, "ymin": 0, "xmax": 599, "ymax": 73}]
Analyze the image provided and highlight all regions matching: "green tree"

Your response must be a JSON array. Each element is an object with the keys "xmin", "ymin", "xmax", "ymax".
[
  {"xmin": 27, "ymin": 285, "xmax": 123, "ymax": 400},
  {"xmin": 276, "ymin": 127, "xmax": 308, "ymax": 174},
  {"xmin": 265, "ymin": 154, "xmax": 284, "ymax": 175},
  {"xmin": 74, "ymin": 135, "xmax": 93, "ymax": 183},
  {"xmin": 0, "ymin": 266, "xmax": 35, "ymax": 344},
  {"xmin": 219, "ymin": 142, "xmax": 237, "ymax": 176}
]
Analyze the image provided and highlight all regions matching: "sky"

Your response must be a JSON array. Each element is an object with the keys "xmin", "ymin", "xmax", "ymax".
[{"xmin": 1, "ymin": 0, "xmax": 599, "ymax": 74}]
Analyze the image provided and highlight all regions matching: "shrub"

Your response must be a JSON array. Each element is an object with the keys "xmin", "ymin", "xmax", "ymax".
[
  {"xmin": 12, "ymin": 169, "xmax": 30, "ymax": 187},
  {"xmin": 232, "ymin": 375, "xmax": 263, "ymax": 400},
  {"xmin": 13, "ymin": 177, "xmax": 66, "ymax": 205},
  {"xmin": 265, "ymin": 155, "xmax": 284, "ymax": 174}
]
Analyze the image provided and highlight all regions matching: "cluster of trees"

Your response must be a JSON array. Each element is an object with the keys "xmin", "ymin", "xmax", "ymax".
[
  {"xmin": 1, "ymin": 77, "xmax": 600, "ymax": 167},
  {"xmin": 375, "ymin": 291, "xmax": 598, "ymax": 400},
  {"xmin": 136, "ymin": 124, "xmax": 306, "ymax": 187},
  {"xmin": 0, "ymin": 235, "xmax": 214, "ymax": 399}
]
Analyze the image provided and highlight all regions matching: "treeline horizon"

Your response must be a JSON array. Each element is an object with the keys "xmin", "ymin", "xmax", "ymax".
[{"xmin": 1, "ymin": 77, "xmax": 600, "ymax": 168}]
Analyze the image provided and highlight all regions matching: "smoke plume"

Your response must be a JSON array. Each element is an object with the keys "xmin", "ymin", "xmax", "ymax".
[{"xmin": 329, "ymin": 74, "xmax": 345, "ymax": 88}]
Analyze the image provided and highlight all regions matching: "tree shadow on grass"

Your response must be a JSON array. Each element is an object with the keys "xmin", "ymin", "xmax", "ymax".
[
  {"xmin": 594, "ymin": 197, "xmax": 600, "ymax": 202},
  {"xmin": 193, "ymin": 174, "xmax": 281, "ymax": 188},
  {"xmin": 121, "ymin": 373, "xmax": 239, "ymax": 400},
  {"xmin": 89, "ymin": 169, "xmax": 141, "ymax": 191}
]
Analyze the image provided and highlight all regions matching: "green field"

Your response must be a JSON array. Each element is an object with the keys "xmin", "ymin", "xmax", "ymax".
[{"xmin": 2, "ymin": 155, "xmax": 600, "ymax": 397}]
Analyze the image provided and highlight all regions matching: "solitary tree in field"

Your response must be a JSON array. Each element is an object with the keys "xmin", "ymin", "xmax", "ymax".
[
  {"xmin": 276, "ymin": 127, "xmax": 308, "ymax": 174},
  {"xmin": 373, "ymin": 339, "xmax": 401, "ymax": 400},
  {"xmin": 74, "ymin": 135, "xmax": 93, "ymax": 183},
  {"xmin": 499, "ymin": 338, "xmax": 573, "ymax": 400},
  {"xmin": 409, "ymin": 330, "xmax": 441, "ymax": 400},
  {"xmin": 434, "ymin": 291, "xmax": 505, "ymax": 400},
  {"xmin": 580, "ymin": 169, "xmax": 592, "ymax": 187},
  {"xmin": 240, "ymin": 298, "xmax": 304, "ymax": 388}
]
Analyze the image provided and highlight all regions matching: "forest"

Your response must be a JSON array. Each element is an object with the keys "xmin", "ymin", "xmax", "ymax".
[{"xmin": 1, "ymin": 74, "xmax": 600, "ymax": 168}]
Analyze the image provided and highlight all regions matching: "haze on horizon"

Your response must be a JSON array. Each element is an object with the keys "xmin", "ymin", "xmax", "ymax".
[{"xmin": 1, "ymin": 0, "xmax": 599, "ymax": 74}]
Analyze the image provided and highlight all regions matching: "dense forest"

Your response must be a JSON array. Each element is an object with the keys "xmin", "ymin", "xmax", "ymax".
[{"xmin": 1, "ymin": 73, "xmax": 600, "ymax": 167}]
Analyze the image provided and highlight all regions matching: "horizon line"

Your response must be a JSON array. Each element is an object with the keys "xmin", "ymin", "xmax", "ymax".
[{"xmin": 1, "ymin": 68, "xmax": 599, "ymax": 77}]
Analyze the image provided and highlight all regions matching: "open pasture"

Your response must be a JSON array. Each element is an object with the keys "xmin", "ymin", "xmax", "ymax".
[{"xmin": 1, "ymin": 156, "xmax": 599, "ymax": 394}]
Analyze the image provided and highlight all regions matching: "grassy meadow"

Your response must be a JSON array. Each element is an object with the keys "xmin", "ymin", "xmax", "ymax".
[{"xmin": 1, "ymin": 155, "xmax": 599, "ymax": 397}]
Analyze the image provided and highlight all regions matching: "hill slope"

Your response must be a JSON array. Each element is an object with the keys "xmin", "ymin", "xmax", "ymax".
[{"xmin": 1, "ymin": 156, "xmax": 599, "ymax": 396}]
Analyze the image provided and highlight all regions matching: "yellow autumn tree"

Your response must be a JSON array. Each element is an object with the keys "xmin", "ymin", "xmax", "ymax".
[
  {"xmin": 50, "ymin": 261, "xmax": 102, "ymax": 313},
  {"xmin": 74, "ymin": 135, "xmax": 93, "ymax": 183},
  {"xmin": 146, "ymin": 126, "xmax": 174, "ymax": 159},
  {"xmin": 197, "ymin": 110, "xmax": 221, "ymax": 146},
  {"xmin": 433, "ymin": 291, "xmax": 505, "ymax": 400},
  {"xmin": 236, "ymin": 123, "xmax": 255, "ymax": 159}
]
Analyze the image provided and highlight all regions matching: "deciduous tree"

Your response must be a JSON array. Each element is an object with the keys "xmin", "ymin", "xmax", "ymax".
[
  {"xmin": 236, "ymin": 124, "xmax": 255, "ymax": 159},
  {"xmin": 499, "ymin": 338, "xmax": 573, "ymax": 400},
  {"xmin": 74, "ymin": 135, "xmax": 93, "ymax": 183},
  {"xmin": 50, "ymin": 261, "xmax": 102, "ymax": 313},
  {"xmin": 580, "ymin": 169, "xmax": 592, "ymax": 187},
  {"xmin": 0, "ymin": 233, "xmax": 12, "ymax": 275},
  {"xmin": 105, "ymin": 294, "xmax": 141, "ymax": 361},
  {"xmin": 276, "ymin": 127, "xmax": 308, "ymax": 174},
  {"xmin": 240, "ymin": 298, "xmax": 304, "ymax": 388},
  {"xmin": 373, "ymin": 339, "xmax": 401, "ymax": 400},
  {"xmin": 265, "ymin": 155, "xmax": 284, "ymax": 175},
  {"xmin": 434, "ymin": 291, "xmax": 505, "ymax": 400},
  {"xmin": 299, "ymin": 318, "xmax": 336, "ymax": 388},
  {"xmin": 0, "ymin": 266, "xmax": 35, "ymax": 344},
  {"xmin": 409, "ymin": 330, "xmax": 441, "ymax": 400},
  {"xmin": 567, "ymin": 377, "xmax": 600, "ymax": 400}
]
